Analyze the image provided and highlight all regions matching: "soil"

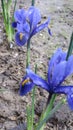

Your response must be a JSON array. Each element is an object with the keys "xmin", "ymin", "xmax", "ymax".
[{"xmin": 0, "ymin": 0, "xmax": 73, "ymax": 130}]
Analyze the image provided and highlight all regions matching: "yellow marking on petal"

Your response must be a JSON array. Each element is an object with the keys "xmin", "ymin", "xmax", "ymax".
[
  {"xmin": 20, "ymin": 33, "xmax": 23, "ymax": 40},
  {"xmin": 22, "ymin": 78, "xmax": 30, "ymax": 86}
]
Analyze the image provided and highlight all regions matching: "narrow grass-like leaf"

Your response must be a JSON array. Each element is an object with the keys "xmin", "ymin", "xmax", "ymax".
[
  {"xmin": 31, "ymin": 0, "xmax": 35, "ymax": 6},
  {"xmin": 31, "ymin": 64, "xmax": 37, "ymax": 129},
  {"xmin": 26, "ymin": 106, "xmax": 32, "ymax": 130},
  {"xmin": 36, "ymin": 94, "xmax": 56, "ymax": 130},
  {"xmin": 12, "ymin": 0, "xmax": 17, "ymax": 21},
  {"xmin": 1, "ymin": 0, "xmax": 6, "ymax": 23},
  {"xmin": 66, "ymin": 32, "xmax": 73, "ymax": 60},
  {"xmin": 1, "ymin": 0, "xmax": 17, "ymax": 44},
  {"xmin": 36, "ymin": 98, "xmax": 66, "ymax": 130}
]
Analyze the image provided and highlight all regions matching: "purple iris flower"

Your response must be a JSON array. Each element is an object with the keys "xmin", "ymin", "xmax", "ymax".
[
  {"xmin": 20, "ymin": 48, "xmax": 73, "ymax": 110},
  {"xmin": 20, "ymin": 75, "xmax": 34, "ymax": 96},
  {"xmin": 12, "ymin": 6, "xmax": 51, "ymax": 46}
]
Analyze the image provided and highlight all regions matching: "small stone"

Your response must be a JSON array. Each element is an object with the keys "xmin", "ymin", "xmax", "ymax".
[{"xmin": 8, "ymin": 116, "xmax": 17, "ymax": 121}]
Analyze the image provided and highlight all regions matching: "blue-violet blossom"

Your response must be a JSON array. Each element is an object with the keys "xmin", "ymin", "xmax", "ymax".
[
  {"xmin": 12, "ymin": 6, "xmax": 51, "ymax": 46},
  {"xmin": 20, "ymin": 48, "xmax": 73, "ymax": 110}
]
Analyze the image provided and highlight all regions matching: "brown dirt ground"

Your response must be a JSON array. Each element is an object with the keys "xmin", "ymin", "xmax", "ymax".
[{"xmin": 0, "ymin": 0, "xmax": 73, "ymax": 130}]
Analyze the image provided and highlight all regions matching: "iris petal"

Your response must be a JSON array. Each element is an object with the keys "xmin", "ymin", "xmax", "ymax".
[
  {"xmin": 12, "ymin": 7, "xmax": 51, "ymax": 46},
  {"xmin": 15, "ymin": 32, "xmax": 28, "ymax": 46},
  {"xmin": 54, "ymin": 85, "xmax": 73, "ymax": 94},
  {"xmin": 28, "ymin": 6, "xmax": 41, "ymax": 28},
  {"xmin": 48, "ymin": 27, "xmax": 52, "ymax": 36},
  {"xmin": 67, "ymin": 93, "xmax": 73, "ymax": 110},
  {"xmin": 51, "ymin": 54, "xmax": 73, "ymax": 86},
  {"xmin": 16, "ymin": 22, "xmax": 30, "ymax": 33},
  {"xmin": 23, "ymin": 22, "xmax": 30, "ymax": 33},
  {"xmin": 12, "ymin": 22, "xmax": 17, "ymax": 28},
  {"xmin": 48, "ymin": 48, "xmax": 66, "ymax": 83},
  {"xmin": 19, "ymin": 75, "xmax": 34, "ymax": 96},
  {"xmin": 26, "ymin": 68, "xmax": 49, "ymax": 91},
  {"xmin": 65, "ymin": 55, "xmax": 73, "ymax": 77},
  {"xmin": 14, "ymin": 9, "xmax": 26, "ymax": 23},
  {"xmin": 32, "ymin": 17, "xmax": 50, "ymax": 36},
  {"xmin": 51, "ymin": 61, "xmax": 67, "ymax": 87},
  {"xmin": 17, "ymin": 24, "xmax": 23, "ymax": 32},
  {"xmin": 54, "ymin": 85, "xmax": 73, "ymax": 110}
]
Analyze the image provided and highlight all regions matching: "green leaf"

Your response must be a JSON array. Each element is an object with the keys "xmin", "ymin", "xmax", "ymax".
[
  {"xmin": 36, "ymin": 94, "xmax": 56, "ymax": 130},
  {"xmin": 12, "ymin": 0, "xmax": 17, "ymax": 21},
  {"xmin": 1, "ymin": 0, "xmax": 6, "ymax": 23},
  {"xmin": 31, "ymin": 0, "xmax": 35, "ymax": 6},
  {"xmin": 26, "ymin": 106, "xmax": 32, "ymax": 130},
  {"xmin": 1, "ymin": 0, "xmax": 16, "ymax": 44},
  {"xmin": 31, "ymin": 64, "xmax": 37, "ymax": 129},
  {"xmin": 66, "ymin": 32, "xmax": 73, "ymax": 60},
  {"xmin": 36, "ymin": 98, "xmax": 66, "ymax": 130}
]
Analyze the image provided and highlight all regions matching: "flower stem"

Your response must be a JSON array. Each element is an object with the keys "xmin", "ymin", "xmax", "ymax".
[
  {"xmin": 46, "ymin": 93, "xmax": 53, "ymax": 107},
  {"xmin": 45, "ymin": 94, "xmax": 56, "ymax": 114},
  {"xmin": 26, "ymin": 0, "xmax": 35, "ymax": 67},
  {"xmin": 31, "ymin": 0, "xmax": 35, "ymax": 6},
  {"xmin": 36, "ymin": 98, "xmax": 65, "ymax": 130},
  {"xmin": 36, "ymin": 94, "xmax": 56, "ymax": 130},
  {"xmin": 26, "ymin": 39, "xmax": 31, "ymax": 68},
  {"xmin": 31, "ymin": 64, "xmax": 37, "ymax": 129}
]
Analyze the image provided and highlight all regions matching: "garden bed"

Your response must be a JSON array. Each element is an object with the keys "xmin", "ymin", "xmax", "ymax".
[{"xmin": 0, "ymin": 0, "xmax": 73, "ymax": 130}]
